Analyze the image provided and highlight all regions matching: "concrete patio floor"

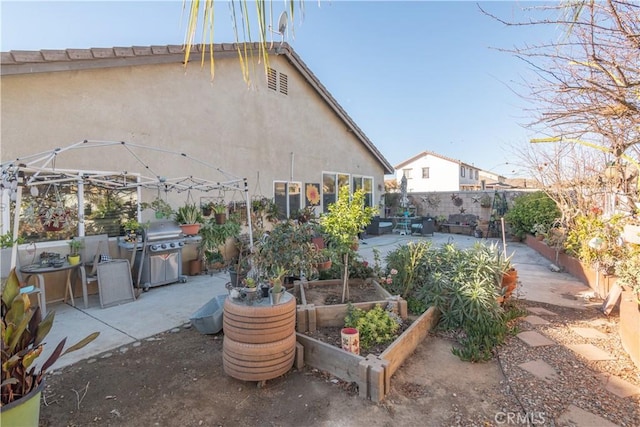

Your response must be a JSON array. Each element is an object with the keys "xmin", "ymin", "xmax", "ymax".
[{"xmin": 42, "ymin": 231, "xmax": 594, "ymax": 371}]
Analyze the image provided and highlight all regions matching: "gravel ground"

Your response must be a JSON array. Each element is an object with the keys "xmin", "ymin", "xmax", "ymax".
[{"xmin": 497, "ymin": 300, "xmax": 640, "ymax": 427}]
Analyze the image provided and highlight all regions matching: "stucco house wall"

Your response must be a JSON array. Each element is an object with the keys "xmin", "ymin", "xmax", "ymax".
[
  {"xmin": 1, "ymin": 44, "xmax": 392, "ymax": 212},
  {"xmin": 1, "ymin": 43, "xmax": 393, "ymax": 302}
]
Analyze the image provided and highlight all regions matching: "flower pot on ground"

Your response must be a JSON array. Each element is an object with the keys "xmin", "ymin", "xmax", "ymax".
[{"xmin": 1, "ymin": 269, "xmax": 99, "ymax": 426}]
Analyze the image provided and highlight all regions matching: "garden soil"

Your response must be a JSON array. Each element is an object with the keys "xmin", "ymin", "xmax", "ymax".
[{"xmin": 39, "ymin": 324, "xmax": 519, "ymax": 427}]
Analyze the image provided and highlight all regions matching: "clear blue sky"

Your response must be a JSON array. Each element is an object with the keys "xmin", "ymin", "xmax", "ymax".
[{"xmin": 1, "ymin": 1, "xmax": 557, "ymax": 177}]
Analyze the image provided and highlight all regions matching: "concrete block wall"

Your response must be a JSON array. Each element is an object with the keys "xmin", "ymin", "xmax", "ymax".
[{"xmin": 405, "ymin": 190, "xmax": 521, "ymax": 221}]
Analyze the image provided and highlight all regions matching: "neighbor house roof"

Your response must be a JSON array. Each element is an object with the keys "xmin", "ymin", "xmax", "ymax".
[
  {"xmin": 1, "ymin": 42, "xmax": 394, "ymax": 174},
  {"xmin": 394, "ymin": 150, "xmax": 477, "ymax": 171}
]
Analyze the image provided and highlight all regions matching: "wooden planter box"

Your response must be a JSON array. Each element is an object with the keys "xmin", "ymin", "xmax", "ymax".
[
  {"xmin": 293, "ymin": 279, "xmax": 406, "ymax": 333},
  {"xmin": 296, "ymin": 306, "xmax": 440, "ymax": 402},
  {"xmin": 292, "ymin": 279, "xmax": 439, "ymax": 401},
  {"xmin": 619, "ymin": 290, "xmax": 640, "ymax": 370},
  {"xmin": 525, "ymin": 235, "xmax": 617, "ymax": 296}
]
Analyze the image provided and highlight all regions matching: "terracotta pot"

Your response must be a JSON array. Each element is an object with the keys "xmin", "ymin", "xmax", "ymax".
[
  {"xmin": 180, "ymin": 223, "xmax": 201, "ymax": 236},
  {"xmin": 315, "ymin": 260, "xmax": 332, "ymax": 271},
  {"xmin": 501, "ymin": 269, "xmax": 518, "ymax": 300}
]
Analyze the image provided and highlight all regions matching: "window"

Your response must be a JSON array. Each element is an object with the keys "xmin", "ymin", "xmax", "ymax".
[
  {"xmin": 402, "ymin": 168, "xmax": 412, "ymax": 179},
  {"xmin": 461, "ymin": 167, "xmax": 465, "ymax": 177},
  {"xmin": 274, "ymin": 181, "xmax": 301, "ymax": 220},
  {"xmin": 322, "ymin": 173, "xmax": 336, "ymax": 213},
  {"xmin": 352, "ymin": 176, "xmax": 374, "ymax": 207},
  {"xmin": 422, "ymin": 167, "xmax": 430, "ymax": 179}
]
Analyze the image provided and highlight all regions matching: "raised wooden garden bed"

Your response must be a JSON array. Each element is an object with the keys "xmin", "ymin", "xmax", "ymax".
[
  {"xmin": 291, "ymin": 278, "xmax": 439, "ymax": 401},
  {"xmin": 296, "ymin": 306, "xmax": 439, "ymax": 402},
  {"xmin": 293, "ymin": 279, "xmax": 407, "ymax": 333}
]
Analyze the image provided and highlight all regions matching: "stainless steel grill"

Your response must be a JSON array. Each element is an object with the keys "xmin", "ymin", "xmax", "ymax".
[{"xmin": 136, "ymin": 220, "xmax": 186, "ymax": 289}]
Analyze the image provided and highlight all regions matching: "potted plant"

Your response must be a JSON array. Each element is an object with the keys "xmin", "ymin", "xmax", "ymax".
[
  {"xmin": 141, "ymin": 197, "xmax": 173, "ymax": 219},
  {"xmin": 198, "ymin": 217, "xmax": 241, "ymax": 275},
  {"xmin": 1, "ymin": 269, "xmax": 99, "ymax": 426},
  {"xmin": 175, "ymin": 203, "xmax": 204, "ymax": 236},
  {"xmin": 38, "ymin": 204, "xmax": 71, "ymax": 232},
  {"xmin": 253, "ymin": 220, "xmax": 322, "ymax": 284},
  {"xmin": 268, "ymin": 265, "xmax": 287, "ymax": 304},
  {"xmin": 67, "ymin": 239, "xmax": 83, "ymax": 265},
  {"xmin": 122, "ymin": 218, "xmax": 144, "ymax": 243},
  {"xmin": 212, "ymin": 203, "xmax": 227, "ymax": 225}
]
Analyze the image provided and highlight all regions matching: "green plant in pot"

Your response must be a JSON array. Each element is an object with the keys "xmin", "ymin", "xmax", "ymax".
[
  {"xmin": 269, "ymin": 266, "xmax": 287, "ymax": 304},
  {"xmin": 199, "ymin": 217, "xmax": 241, "ymax": 274},
  {"xmin": 175, "ymin": 203, "xmax": 204, "ymax": 236},
  {"xmin": 141, "ymin": 197, "xmax": 173, "ymax": 219},
  {"xmin": 67, "ymin": 239, "xmax": 83, "ymax": 265},
  {"xmin": 212, "ymin": 203, "xmax": 227, "ymax": 225},
  {"xmin": 1, "ymin": 269, "xmax": 99, "ymax": 425},
  {"xmin": 253, "ymin": 220, "xmax": 322, "ymax": 284}
]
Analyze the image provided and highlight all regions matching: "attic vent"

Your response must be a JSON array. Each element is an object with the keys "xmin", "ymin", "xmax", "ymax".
[
  {"xmin": 279, "ymin": 73, "xmax": 288, "ymax": 95},
  {"xmin": 267, "ymin": 68, "xmax": 277, "ymax": 91}
]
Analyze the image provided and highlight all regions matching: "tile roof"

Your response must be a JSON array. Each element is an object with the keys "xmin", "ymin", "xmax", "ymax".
[{"xmin": 1, "ymin": 42, "xmax": 394, "ymax": 174}]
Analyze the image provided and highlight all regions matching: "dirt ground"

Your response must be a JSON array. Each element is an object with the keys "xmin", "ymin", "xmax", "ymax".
[
  {"xmin": 39, "ymin": 325, "xmax": 517, "ymax": 427},
  {"xmin": 39, "ymin": 283, "xmax": 520, "ymax": 427},
  {"xmin": 38, "ymin": 297, "xmax": 638, "ymax": 427}
]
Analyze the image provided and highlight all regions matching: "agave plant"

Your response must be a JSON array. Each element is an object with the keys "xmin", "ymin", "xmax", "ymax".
[{"xmin": 1, "ymin": 269, "xmax": 99, "ymax": 405}]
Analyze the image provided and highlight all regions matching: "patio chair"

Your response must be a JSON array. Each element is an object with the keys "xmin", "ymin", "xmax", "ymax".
[{"xmin": 74, "ymin": 234, "xmax": 136, "ymax": 309}]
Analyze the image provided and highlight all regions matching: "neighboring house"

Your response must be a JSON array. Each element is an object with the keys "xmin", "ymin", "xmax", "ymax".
[
  {"xmin": 0, "ymin": 42, "xmax": 393, "ymax": 229},
  {"xmin": 479, "ymin": 170, "xmax": 508, "ymax": 190},
  {"xmin": 394, "ymin": 151, "xmax": 481, "ymax": 192}
]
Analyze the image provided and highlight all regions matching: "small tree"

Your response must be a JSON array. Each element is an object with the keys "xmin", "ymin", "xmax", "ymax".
[{"xmin": 321, "ymin": 187, "xmax": 377, "ymax": 302}]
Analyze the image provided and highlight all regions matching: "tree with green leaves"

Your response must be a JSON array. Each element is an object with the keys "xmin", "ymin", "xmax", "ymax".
[{"xmin": 320, "ymin": 187, "xmax": 376, "ymax": 303}]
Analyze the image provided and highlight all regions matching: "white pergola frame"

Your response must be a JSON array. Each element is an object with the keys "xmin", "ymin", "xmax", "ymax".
[{"xmin": 1, "ymin": 140, "xmax": 254, "ymax": 270}]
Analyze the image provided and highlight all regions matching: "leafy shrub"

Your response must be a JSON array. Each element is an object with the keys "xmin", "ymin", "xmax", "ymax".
[
  {"xmin": 344, "ymin": 304, "xmax": 400, "ymax": 351},
  {"xmin": 564, "ymin": 213, "xmax": 624, "ymax": 273},
  {"xmin": 384, "ymin": 242, "xmax": 521, "ymax": 362},
  {"xmin": 383, "ymin": 241, "xmax": 431, "ymax": 297},
  {"xmin": 504, "ymin": 192, "xmax": 560, "ymax": 239}
]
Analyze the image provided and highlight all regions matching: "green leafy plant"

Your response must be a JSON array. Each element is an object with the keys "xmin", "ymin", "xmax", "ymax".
[
  {"xmin": 269, "ymin": 265, "xmax": 288, "ymax": 294},
  {"xmin": 504, "ymin": 191, "xmax": 560, "ymax": 239},
  {"xmin": 242, "ymin": 277, "xmax": 257, "ymax": 288},
  {"xmin": 615, "ymin": 245, "xmax": 640, "ymax": 301},
  {"xmin": 68, "ymin": 239, "xmax": 83, "ymax": 256},
  {"xmin": 212, "ymin": 203, "xmax": 227, "ymax": 215},
  {"xmin": 383, "ymin": 241, "xmax": 431, "ymax": 298},
  {"xmin": 141, "ymin": 197, "xmax": 173, "ymax": 219},
  {"xmin": 254, "ymin": 220, "xmax": 321, "ymax": 281},
  {"xmin": 175, "ymin": 203, "xmax": 204, "ymax": 225},
  {"xmin": 320, "ymin": 188, "xmax": 377, "ymax": 303},
  {"xmin": 565, "ymin": 213, "xmax": 625, "ymax": 274},
  {"xmin": 0, "ymin": 232, "xmax": 24, "ymax": 249},
  {"xmin": 344, "ymin": 303, "xmax": 401, "ymax": 351},
  {"xmin": 1, "ymin": 269, "xmax": 99, "ymax": 406}
]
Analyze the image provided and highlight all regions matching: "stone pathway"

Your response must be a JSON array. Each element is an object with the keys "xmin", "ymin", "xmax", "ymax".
[{"xmin": 517, "ymin": 306, "xmax": 640, "ymax": 425}]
